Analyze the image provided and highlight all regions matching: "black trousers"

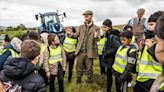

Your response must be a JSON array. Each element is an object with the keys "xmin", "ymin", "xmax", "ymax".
[
  {"xmin": 107, "ymin": 69, "xmax": 113, "ymax": 92},
  {"xmin": 115, "ymin": 76, "xmax": 123, "ymax": 92},
  {"xmin": 66, "ymin": 52, "xmax": 75, "ymax": 82},
  {"xmin": 49, "ymin": 63, "xmax": 64, "ymax": 92},
  {"xmin": 115, "ymin": 74, "xmax": 132, "ymax": 92},
  {"xmin": 99, "ymin": 55, "xmax": 106, "ymax": 75}
]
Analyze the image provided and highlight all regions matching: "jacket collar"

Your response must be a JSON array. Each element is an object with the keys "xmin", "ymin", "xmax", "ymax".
[{"xmin": 84, "ymin": 21, "xmax": 93, "ymax": 27}]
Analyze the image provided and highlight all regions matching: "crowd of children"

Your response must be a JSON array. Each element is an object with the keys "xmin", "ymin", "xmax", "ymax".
[{"xmin": 0, "ymin": 9, "xmax": 164, "ymax": 92}]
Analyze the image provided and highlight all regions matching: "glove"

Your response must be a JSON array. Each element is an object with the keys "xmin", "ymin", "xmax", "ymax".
[{"xmin": 119, "ymin": 75, "xmax": 127, "ymax": 83}]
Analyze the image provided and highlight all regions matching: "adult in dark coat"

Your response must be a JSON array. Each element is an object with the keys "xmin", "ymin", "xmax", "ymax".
[{"xmin": 101, "ymin": 19, "xmax": 121, "ymax": 92}]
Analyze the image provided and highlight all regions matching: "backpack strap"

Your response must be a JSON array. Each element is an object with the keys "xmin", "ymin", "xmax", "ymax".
[
  {"xmin": 47, "ymin": 46, "xmax": 50, "ymax": 57},
  {"xmin": 109, "ymin": 34, "xmax": 114, "ymax": 46},
  {"xmin": 127, "ymin": 46, "xmax": 132, "ymax": 57},
  {"xmin": 127, "ymin": 45, "xmax": 135, "ymax": 55},
  {"xmin": 139, "ymin": 45, "xmax": 145, "ymax": 60},
  {"xmin": 103, "ymin": 34, "xmax": 113, "ymax": 53}
]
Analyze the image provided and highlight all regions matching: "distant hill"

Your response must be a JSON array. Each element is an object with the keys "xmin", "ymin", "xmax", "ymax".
[
  {"xmin": 113, "ymin": 24, "xmax": 126, "ymax": 31},
  {"xmin": 0, "ymin": 26, "xmax": 7, "ymax": 30}
]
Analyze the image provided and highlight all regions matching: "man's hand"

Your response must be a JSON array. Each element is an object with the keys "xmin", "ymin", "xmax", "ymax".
[
  {"xmin": 46, "ymin": 72, "xmax": 50, "ymax": 79},
  {"xmin": 94, "ymin": 30, "xmax": 98, "ymax": 38},
  {"xmin": 145, "ymin": 39, "xmax": 154, "ymax": 48}
]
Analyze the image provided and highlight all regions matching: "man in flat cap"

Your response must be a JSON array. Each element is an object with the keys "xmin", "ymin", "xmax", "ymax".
[
  {"xmin": 65, "ymin": 10, "xmax": 100, "ymax": 84},
  {"xmin": 128, "ymin": 8, "xmax": 148, "ymax": 42},
  {"xmin": 83, "ymin": 10, "xmax": 93, "ymax": 15}
]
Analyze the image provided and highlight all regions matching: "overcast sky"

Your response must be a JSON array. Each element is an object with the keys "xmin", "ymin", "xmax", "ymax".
[{"xmin": 0, "ymin": 0, "xmax": 164, "ymax": 27}]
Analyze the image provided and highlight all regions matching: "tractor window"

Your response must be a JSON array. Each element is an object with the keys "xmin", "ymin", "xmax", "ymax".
[
  {"xmin": 44, "ymin": 15, "xmax": 58, "ymax": 24},
  {"xmin": 44, "ymin": 15, "xmax": 59, "ymax": 28}
]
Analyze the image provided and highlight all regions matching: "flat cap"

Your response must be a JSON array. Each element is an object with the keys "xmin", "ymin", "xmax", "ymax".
[
  {"xmin": 83, "ymin": 10, "xmax": 93, "ymax": 15},
  {"xmin": 137, "ymin": 8, "xmax": 145, "ymax": 14}
]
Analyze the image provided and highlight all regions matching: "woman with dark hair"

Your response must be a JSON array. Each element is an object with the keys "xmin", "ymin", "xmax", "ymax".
[{"xmin": 101, "ymin": 19, "xmax": 121, "ymax": 92}]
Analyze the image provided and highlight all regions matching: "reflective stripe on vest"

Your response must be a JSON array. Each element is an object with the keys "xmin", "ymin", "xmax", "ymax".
[
  {"xmin": 112, "ymin": 46, "xmax": 135, "ymax": 73},
  {"xmin": 48, "ymin": 46, "xmax": 63, "ymax": 64},
  {"xmin": 0, "ymin": 49, "xmax": 19, "ymax": 57},
  {"xmin": 63, "ymin": 36, "xmax": 77, "ymax": 52},
  {"xmin": 0, "ymin": 49, "xmax": 6, "ymax": 55},
  {"xmin": 137, "ymin": 46, "xmax": 163, "ymax": 82},
  {"xmin": 97, "ymin": 37, "xmax": 106, "ymax": 55},
  {"xmin": 9, "ymin": 49, "xmax": 19, "ymax": 57},
  {"xmin": 160, "ymin": 82, "xmax": 164, "ymax": 91}
]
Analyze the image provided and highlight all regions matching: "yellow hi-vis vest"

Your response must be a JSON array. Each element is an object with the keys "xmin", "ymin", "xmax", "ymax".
[
  {"xmin": 112, "ymin": 46, "xmax": 135, "ymax": 74},
  {"xmin": 160, "ymin": 82, "xmax": 164, "ymax": 91},
  {"xmin": 97, "ymin": 37, "xmax": 106, "ymax": 55},
  {"xmin": 137, "ymin": 46, "xmax": 163, "ymax": 82},
  {"xmin": 48, "ymin": 46, "xmax": 63, "ymax": 64},
  {"xmin": 0, "ymin": 49, "xmax": 6, "ymax": 55},
  {"xmin": 131, "ymin": 35, "xmax": 136, "ymax": 43},
  {"xmin": 0, "ymin": 49, "xmax": 19, "ymax": 57},
  {"xmin": 63, "ymin": 36, "xmax": 77, "ymax": 53},
  {"xmin": 9, "ymin": 49, "xmax": 19, "ymax": 57}
]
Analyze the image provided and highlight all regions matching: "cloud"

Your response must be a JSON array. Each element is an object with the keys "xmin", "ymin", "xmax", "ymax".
[{"xmin": 0, "ymin": 0, "xmax": 164, "ymax": 27}]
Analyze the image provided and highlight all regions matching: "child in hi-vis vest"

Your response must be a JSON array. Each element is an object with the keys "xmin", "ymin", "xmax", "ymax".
[
  {"xmin": 43, "ymin": 33, "xmax": 67, "ymax": 92},
  {"xmin": 112, "ymin": 30, "xmax": 137, "ymax": 92},
  {"xmin": 63, "ymin": 27, "xmax": 77, "ymax": 82}
]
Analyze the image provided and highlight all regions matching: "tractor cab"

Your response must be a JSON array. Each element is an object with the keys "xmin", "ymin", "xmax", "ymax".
[{"xmin": 35, "ymin": 12, "xmax": 66, "ymax": 43}]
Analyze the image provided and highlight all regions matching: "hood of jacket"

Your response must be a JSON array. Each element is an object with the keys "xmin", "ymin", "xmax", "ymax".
[{"xmin": 3, "ymin": 57, "xmax": 35, "ymax": 79}]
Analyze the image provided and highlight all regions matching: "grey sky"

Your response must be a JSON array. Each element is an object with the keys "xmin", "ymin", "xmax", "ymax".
[{"xmin": 0, "ymin": 0, "xmax": 164, "ymax": 27}]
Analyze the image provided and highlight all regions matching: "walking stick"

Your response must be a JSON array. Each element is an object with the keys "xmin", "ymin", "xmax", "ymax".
[{"xmin": 121, "ymin": 80, "xmax": 128, "ymax": 92}]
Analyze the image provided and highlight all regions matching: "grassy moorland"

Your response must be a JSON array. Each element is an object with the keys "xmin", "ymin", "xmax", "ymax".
[{"xmin": 0, "ymin": 24, "xmax": 136, "ymax": 92}]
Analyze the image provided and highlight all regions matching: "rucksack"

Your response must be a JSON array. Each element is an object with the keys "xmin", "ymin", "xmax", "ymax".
[
  {"xmin": 2, "ymin": 73, "xmax": 37, "ymax": 92},
  {"xmin": 3, "ymin": 81, "xmax": 22, "ymax": 92}
]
